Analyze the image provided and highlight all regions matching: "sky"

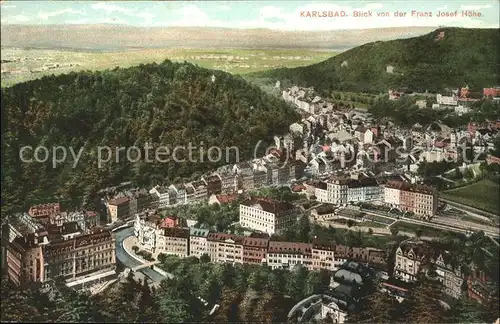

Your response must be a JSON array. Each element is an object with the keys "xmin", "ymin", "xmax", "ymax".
[{"xmin": 1, "ymin": 0, "xmax": 499, "ymax": 31}]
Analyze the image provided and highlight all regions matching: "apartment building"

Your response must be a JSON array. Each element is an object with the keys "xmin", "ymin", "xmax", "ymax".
[
  {"xmin": 394, "ymin": 239, "xmax": 431, "ymax": 283},
  {"xmin": 311, "ymin": 240, "xmax": 336, "ymax": 271},
  {"xmin": 384, "ymin": 181, "xmax": 438, "ymax": 217},
  {"xmin": 242, "ymin": 236, "xmax": 269, "ymax": 265},
  {"xmin": 169, "ymin": 183, "xmax": 187, "ymax": 205},
  {"xmin": 107, "ymin": 197, "xmax": 130, "ymax": 222},
  {"xmin": 207, "ymin": 232, "xmax": 244, "ymax": 264},
  {"xmin": 158, "ymin": 227, "xmax": 190, "ymax": 258},
  {"xmin": 313, "ymin": 181, "xmax": 329, "ymax": 203},
  {"xmin": 134, "ymin": 214, "xmax": 162, "ymax": 253},
  {"xmin": 203, "ymin": 175, "xmax": 222, "ymax": 196},
  {"xmin": 253, "ymin": 170, "xmax": 268, "ymax": 189},
  {"xmin": 433, "ymin": 251, "xmax": 464, "ymax": 299},
  {"xmin": 149, "ymin": 186, "xmax": 170, "ymax": 209},
  {"xmin": 239, "ymin": 198, "xmax": 300, "ymax": 235},
  {"xmin": 266, "ymin": 241, "xmax": 313, "ymax": 270},
  {"xmin": 238, "ymin": 169, "xmax": 255, "ymax": 191},
  {"xmin": 216, "ymin": 170, "xmax": 238, "ymax": 194},
  {"xmin": 190, "ymin": 180, "xmax": 208, "ymax": 201},
  {"xmin": 189, "ymin": 228, "xmax": 210, "ymax": 258}
]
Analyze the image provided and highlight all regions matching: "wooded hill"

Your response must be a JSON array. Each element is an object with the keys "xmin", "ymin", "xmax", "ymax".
[
  {"xmin": 1, "ymin": 61, "xmax": 299, "ymax": 213},
  {"xmin": 250, "ymin": 28, "xmax": 500, "ymax": 94}
]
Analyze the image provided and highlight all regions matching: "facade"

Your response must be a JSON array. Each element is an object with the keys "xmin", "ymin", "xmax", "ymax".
[
  {"xmin": 191, "ymin": 180, "xmax": 208, "ymax": 201},
  {"xmin": 28, "ymin": 203, "xmax": 61, "ymax": 223},
  {"xmin": 169, "ymin": 184, "xmax": 187, "ymax": 205},
  {"xmin": 434, "ymin": 252, "xmax": 464, "ymax": 299},
  {"xmin": 384, "ymin": 181, "xmax": 438, "ymax": 218},
  {"xmin": 327, "ymin": 177, "xmax": 382, "ymax": 205},
  {"xmin": 394, "ymin": 240, "xmax": 431, "ymax": 283},
  {"xmin": 157, "ymin": 227, "xmax": 190, "ymax": 258},
  {"xmin": 189, "ymin": 228, "xmax": 210, "ymax": 258},
  {"xmin": 311, "ymin": 241, "xmax": 336, "ymax": 271},
  {"xmin": 150, "ymin": 186, "xmax": 170, "ymax": 209},
  {"xmin": 134, "ymin": 214, "xmax": 162, "ymax": 253},
  {"xmin": 267, "ymin": 241, "xmax": 312, "ymax": 270},
  {"xmin": 239, "ymin": 198, "xmax": 300, "ymax": 235},
  {"xmin": 207, "ymin": 233, "xmax": 244, "ymax": 264},
  {"xmin": 203, "ymin": 175, "xmax": 222, "ymax": 196},
  {"xmin": 6, "ymin": 223, "xmax": 115, "ymax": 287},
  {"xmin": 107, "ymin": 196, "xmax": 130, "ymax": 222},
  {"xmin": 242, "ymin": 236, "xmax": 269, "ymax": 265}
]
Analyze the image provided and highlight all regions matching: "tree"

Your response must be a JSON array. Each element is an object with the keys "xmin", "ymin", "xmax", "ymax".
[
  {"xmin": 346, "ymin": 291, "xmax": 400, "ymax": 323},
  {"xmin": 200, "ymin": 253, "xmax": 211, "ymax": 263},
  {"xmin": 390, "ymin": 225, "xmax": 399, "ymax": 236},
  {"xmin": 132, "ymin": 245, "xmax": 140, "ymax": 253},
  {"xmin": 403, "ymin": 278, "xmax": 451, "ymax": 324}
]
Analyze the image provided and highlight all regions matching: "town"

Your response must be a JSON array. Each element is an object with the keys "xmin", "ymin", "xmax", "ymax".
[{"xmin": 2, "ymin": 80, "xmax": 499, "ymax": 323}]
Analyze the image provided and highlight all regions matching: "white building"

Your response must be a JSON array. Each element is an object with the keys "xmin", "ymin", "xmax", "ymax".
[
  {"xmin": 436, "ymin": 94, "xmax": 458, "ymax": 106},
  {"xmin": 239, "ymin": 198, "xmax": 300, "ymax": 235},
  {"xmin": 321, "ymin": 301, "xmax": 348, "ymax": 324},
  {"xmin": 454, "ymin": 105, "xmax": 470, "ymax": 115},
  {"xmin": 394, "ymin": 240, "xmax": 430, "ymax": 283},
  {"xmin": 266, "ymin": 241, "xmax": 312, "ymax": 270},
  {"xmin": 189, "ymin": 228, "xmax": 210, "ymax": 258},
  {"xmin": 327, "ymin": 177, "xmax": 381, "ymax": 205},
  {"xmin": 149, "ymin": 186, "xmax": 170, "ymax": 209}
]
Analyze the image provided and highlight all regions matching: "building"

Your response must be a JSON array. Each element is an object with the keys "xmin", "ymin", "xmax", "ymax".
[
  {"xmin": 433, "ymin": 251, "xmax": 463, "ymax": 299},
  {"xmin": 157, "ymin": 227, "xmax": 190, "ymax": 258},
  {"xmin": 239, "ymin": 198, "xmax": 300, "ymax": 235},
  {"xmin": 189, "ymin": 228, "xmax": 210, "ymax": 259},
  {"xmin": 191, "ymin": 180, "xmax": 208, "ymax": 201},
  {"xmin": 394, "ymin": 239, "xmax": 431, "ymax": 283},
  {"xmin": 327, "ymin": 177, "xmax": 382, "ymax": 205},
  {"xmin": 203, "ymin": 175, "xmax": 222, "ymax": 196},
  {"xmin": 384, "ymin": 181, "xmax": 438, "ymax": 218},
  {"xmin": 208, "ymin": 194, "xmax": 237, "ymax": 205},
  {"xmin": 237, "ymin": 169, "xmax": 255, "ymax": 191},
  {"xmin": 207, "ymin": 232, "xmax": 244, "ymax": 264},
  {"xmin": 28, "ymin": 203, "xmax": 61, "ymax": 223},
  {"xmin": 149, "ymin": 186, "xmax": 171, "ymax": 209},
  {"xmin": 266, "ymin": 241, "xmax": 312, "ymax": 270},
  {"xmin": 6, "ymin": 217, "xmax": 116, "ymax": 288},
  {"xmin": 169, "ymin": 183, "xmax": 187, "ymax": 205},
  {"xmin": 107, "ymin": 197, "xmax": 130, "ymax": 223},
  {"xmin": 134, "ymin": 214, "xmax": 163, "ymax": 253},
  {"xmin": 436, "ymin": 94, "xmax": 458, "ymax": 106},
  {"xmin": 311, "ymin": 240, "xmax": 336, "ymax": 271},
  {"xmin": 242, "ymin": 236, "xmax": 269, "ymax": 265},
  {"xmin": 483, "ymin": 87, "xmax": 500, "ymax": 98}
]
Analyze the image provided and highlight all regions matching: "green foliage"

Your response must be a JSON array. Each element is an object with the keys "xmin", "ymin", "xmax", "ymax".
[
  {"xmin": 1, "ymin": 60, "xmax": 299, "ymax": 213},
  {"xmin": 250, "ymin": 28, "xmax": 500, "ymax": 94}
]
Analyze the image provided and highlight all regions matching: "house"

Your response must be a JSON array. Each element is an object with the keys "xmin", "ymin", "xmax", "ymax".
[
  {"xmin": 386, "ymin": 65, "xmax": 394, "ymax": 73},
  {"xmin": 384, "ymin": 180, "xmax": 438, "ymax": 218},
  {"xmin": 28, "ymin": 203, "xmax": 61, "ymax": 223},
  {"xmin": 483, "ymin": 87, "xmax": 500, "ymax": 98},
  {"xmin": 436, "ymin": 94, "xmax": 458, "ymax": 106},
  {"xmin": 433, "ymin": 251, "xmax": 463, "ymax": 299},
  {"xmin": 311, "ymin": 240, "xmax": 336, "ymax": 271},
  {"xmin": 191, "ymin": 180, "xmax": 208, "ymax": 201},
  {"xmin": 159, "ymin": 216, "xmax": 180, "ymax": 229}
]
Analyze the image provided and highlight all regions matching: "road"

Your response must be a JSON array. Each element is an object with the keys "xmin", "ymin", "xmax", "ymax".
[{"xmin": 114, "ymin": 227, "xmax": 168, "ymax": 283}]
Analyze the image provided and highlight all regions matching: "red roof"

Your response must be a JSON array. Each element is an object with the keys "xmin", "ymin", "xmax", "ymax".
[{"xmin": 215, "ymin": 195, "xmax": 236, "ymax": 204}]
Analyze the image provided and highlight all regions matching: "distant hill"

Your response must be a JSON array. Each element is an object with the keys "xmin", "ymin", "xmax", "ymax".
[
  {"xmin": 0, "ymin": 25, "xmax": 436, "ymax": 51},
  {"xmin": 250, "ymin": 28, "xmax": 500, "ymax": 94},
  {"xmin": 0, "ymin": 61, "xmax": 299, "ymax": 213}
]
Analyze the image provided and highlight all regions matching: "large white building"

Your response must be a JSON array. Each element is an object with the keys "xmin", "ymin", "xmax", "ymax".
[
  {"xmin": 239, "ymin": 198, "xmax": 300, "ymax": 235},
  {"xmin": 327, "ymin": 177, "xmax": 382, "ymax": 205}
]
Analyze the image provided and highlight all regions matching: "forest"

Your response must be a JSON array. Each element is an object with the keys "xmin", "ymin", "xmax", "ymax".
[{"xmin": 0, "ymin": 61, "xmax": 300, "ymax": 214}]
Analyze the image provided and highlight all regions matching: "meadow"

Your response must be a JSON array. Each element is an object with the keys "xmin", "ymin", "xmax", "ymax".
[
  {"xmin": 440, "ymin": 179, "xmax": 500, "ymax": 215},
  {"xmin": 1, "ymin": 47, "xmax": 335, "ymax": 87}
]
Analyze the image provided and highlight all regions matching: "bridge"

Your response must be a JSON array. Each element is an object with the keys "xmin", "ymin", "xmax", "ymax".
[{"xmin": 130, "ymin": 261, "xmax": 160, "ymax": 272}]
